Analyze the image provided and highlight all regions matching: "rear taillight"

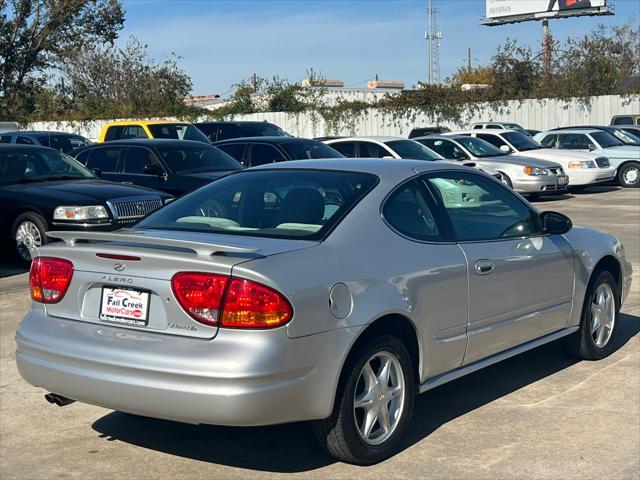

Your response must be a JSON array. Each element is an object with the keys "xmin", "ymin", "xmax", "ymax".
[
  {"xmin": 171, "ymin": 273, "xmax": 228, "ymax": 325},
  {"xmin": 30, "ymin": 257, "xmax": 74, "ymax": 303},
  {"xmin": 171, "ymin": 273, "xmax": 293, "ymax": 329},
  {"xmin": 220, "ymin": 278, "xmax": 293, "ymax": 329}
]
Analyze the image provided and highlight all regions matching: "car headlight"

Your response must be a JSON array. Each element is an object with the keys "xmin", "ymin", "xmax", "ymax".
[
  {"xmin": 53, "ymin": 205, "xmax": 109, "ymax": 221},
  {"xmin": 523, "ymin": 166, "xmax": 549, "ymax": 176},
  {"xmin": 568, "ymin": 160, "xmax": 596, "ymax": 169}
]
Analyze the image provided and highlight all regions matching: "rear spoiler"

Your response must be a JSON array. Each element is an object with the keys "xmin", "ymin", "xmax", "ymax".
[{"xmin": 45, "ymin": 231, "xmax": 260, "ymax": 257}]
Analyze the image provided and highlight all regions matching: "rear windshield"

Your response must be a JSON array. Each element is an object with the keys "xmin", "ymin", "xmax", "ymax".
[
  {"xmin": 147, "ymin": 124, "xmax": 210, "ymax": 143},
  {"xmin": 502, "ymin": 131, "xmax": 541, "ymax": 151},
  {"xmin": 36, "ymin": 134, "xmax": 91, "ymax": 153},
  {"xmin": 156, "ymin": 145, "xmax": 242, "ymax": 174},
  {"xmin": 385, "ymin": 140, "xmax": 441, "ymax": 160},
  {"xmin": 240, "ymin": 123, "xmax": 289, "ymax": 137},
  {"xmin": 280, "ymin": 141, "xmax": 343, "ymax": 160},
  {"xmin": 136, "ymin": 169, "xmax": 378, "ymax": 240}
]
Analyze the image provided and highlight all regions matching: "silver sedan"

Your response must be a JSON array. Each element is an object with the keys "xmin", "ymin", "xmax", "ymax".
[{"xmin": 16, "ymin": 159, "xmax": 632, "ymax": 465}]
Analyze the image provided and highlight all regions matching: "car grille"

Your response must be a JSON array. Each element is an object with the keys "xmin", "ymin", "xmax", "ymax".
[
  {"xmin": 595, "ymin": 157, "xmax": 610, "ymax": 168},
  {"xmin": 110, "ymin": 198, "xmax": 163, "ymax": 224},
  {"xmin": 549, "ymin": 167, "xmax": 564, "ymax": 175}
]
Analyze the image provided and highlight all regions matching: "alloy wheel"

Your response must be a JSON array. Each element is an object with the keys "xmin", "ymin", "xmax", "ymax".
[
  {"xmin": 590, "ymin": 283, "xmax": 616, "ymax": 348},
  {"xmin": 15, "ymin": 220, "xmax": 42, "ymax": 263},
  {"xmin": 353, "ymin": 351, "xmax": 405, "ymax": 446},
  {"xmin": 622, "ymin": 166, "xmax": 639, "ymax": 186}
]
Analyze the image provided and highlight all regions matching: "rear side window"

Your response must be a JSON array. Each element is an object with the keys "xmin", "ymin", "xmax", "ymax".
[
  {"xmin": 558, "ymin": 134, "xmax": 592, "ymax": 149},
  {"xmin": 136, "ymin": 169, "xmax": 378, "ymax": 240},
  {"xmin": 280, "ymin": 141, "xmax": 343, "ymax": 160},
  {"xmin": 383, "ymin": 179, "xmax": 443, "ymax": 242},
  {"xmin": 0, "ymin": 135, "xmax": 11, "ymax": 143},
  {"xmin": 486, "ymin": 124, "xmax": 502, "ymax": 129},
  {"xmin": 216, "ymin": 143, "xmax": 246, "ymax": 162},
  {"xmin": 612, "ymin": 116, "xmax": 633, "ymax": 125},
  {"xmin": 194, "ymin": 123, "xmax": 219, "ymax": 142},
  {"xmin": 86, "ymin": 147, "xmax": 121, "ymax": 172},
  {"xmin": 217, "ymin": 124, "xmax": 244, "ymax": 141},
  {"xmin": 75, "ymin": 150, "xmax": 91, "ymax": 165},
  {"xmin": 249, "ymin": 144, "xmax": 286, "ymax": 167},
  {"xmin": 124, "ymin": 147, "xmax": 159, "ymax": 174},
  {"xmin": 16, "ymin": 136, "xmax": 34, "ymax": 145},
  {"xmin": 472, "ymin": 125, "xmax": 483, "ymax": 129},
  {"xmin": 358, "ymin": 142, "xmax": 389, "ymax": 158},
  {"xmin": 539, "ymin": 134, "xmax": 557, "ymax": 147},
  {"xmin": 122, "ymin": 125, "xmax": 147, "ymax": 139},
  {"xmin": 331, "ymin": 142, "xmax": 356, "ymax": 158},
  {"xmin": 104, "ymin": 126, "xmax": 124, "ymax": 141}
]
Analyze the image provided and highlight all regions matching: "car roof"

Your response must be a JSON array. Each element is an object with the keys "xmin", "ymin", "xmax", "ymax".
[
  {"xmin": 79, "ymin": 139, "xmax": 210, "ymax": 148},
  {"xmin": 214, "ymin": 136, "xmax": 316, "ymax": 145},
  {"xmin": 0, "ymin": 144, "xmax": 57, "ymax": 152},
  {"xmin": 195, "ymin": 121, "xmax": 277, "ymax": 126},
  {"xmin": 453, "ymin": 129, "xmax": 519, "ymax": 135},
  {"xmin": 413, "ymin": 134, "xmax": 467, "ymax": 141},
  {"xmin": 250, "ymin": 157, "xmax": 467, "ymax": 175},
  {"xmin": 1, "ymin": 130, "xmax": 82, "ymax": 136},
  {"xmin": 103, "ymin": 120, "xmax": 191, "ymax": 127},
  {"xmin": 327, "ymin": 136, "xmax": 405, "ymax": 143},
  {"xmin": 544, "ymin": 128, "xmax": 602, "ymax": 134}
]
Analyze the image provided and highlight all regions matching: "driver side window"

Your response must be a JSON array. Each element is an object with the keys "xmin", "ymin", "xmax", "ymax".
[{"xmin": 424, "ymin": 172, "xmax": 540, "ymax": 241}]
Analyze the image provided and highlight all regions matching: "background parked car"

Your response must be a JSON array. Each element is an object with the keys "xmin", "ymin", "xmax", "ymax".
[
  {"xmin": 71, "ymin": 140, "xmax": 242, "ymax": 197},
  {"xmin": 214, "ymin": 137, "xmax": 343, "ymax": 167},
  {"xmin": 0, "ymin": 131, "xmax": 92, "ymax": 153},
  {"xmin": 194, "ymin": 121, "xmax": 290, "ymax": 143},
  {"xmin": 99, "ymin": 121, "xmax": 210, "ymax": 144},
  {"xmin": 610, "ymin": 114, "xmax": 640, "ymax": 126},
  {"xmin": 407, "ymin": 126, "xmax": 450, "ymax": 138},
  {"xmin": 470, "ymin": 122, "xmax": 532, "ymax": 135},
  {"xmin": 549, "ymin": 125, "xmax": 640, "ymax": 146},
  {"xmin": 416, "ymin": 134, "xmax": 568, "ymax": 196},
  {"xmin": 0, "ymin": 145, "xmax": 171, "ymax": 264},
  {"xmin": 534, "ymin": 128, "xmax": 640, "ymax": 187},
  {"xmin": 454, "ymin": 130, "xmax": 616, "ymax": 188}
]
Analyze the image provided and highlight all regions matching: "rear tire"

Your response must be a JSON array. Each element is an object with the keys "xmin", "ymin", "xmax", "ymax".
[
  {"xmin": 617, "ymin": 162, "xmax": 640, "ymax": 188},
  {"xmin": 312, "ymin": 335, "xmax": 415, "ymax": 465},
  {"xmin": 11, "ymin": 212, "xmax": 49, "ymax": 266},
  {"xmin": 564, "ymin": 271, "xmax": 619, "ymax": 360}
]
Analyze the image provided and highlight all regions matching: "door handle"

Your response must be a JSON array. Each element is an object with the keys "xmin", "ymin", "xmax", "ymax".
[{"xmin": 474, "ymin": 259, "xmax": 494, "ymax": 276}]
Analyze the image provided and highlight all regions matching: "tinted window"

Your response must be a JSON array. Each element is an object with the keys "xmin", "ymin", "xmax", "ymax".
[
  {"xmin": 558, "ymin": 133, "xmax": 593, "ymax": 149},
  {"xmin": 124, "ymin": 147, "xmax": 159, "ymax": 174},
  {"xmin": 75, "ymin": 149, "xmax": 91, "ymax": 165},
  {"xmin": 217, "ymin": 124, "xmax": 244, "ymax": 141},
  {"xmin": 104, "ymin": 126, "xmax": 124, "ymax": 141},
  {"xmin": 194, "ymin": 123, "xmax": 219, "ymax": 142},
  {"xmin": 136, "ymin": 169, "xmax": 377, "ymax": 240},
  {"xmin": 486, "ymin": 124, "xmax": 502, "ymax": 129},
  {"xmin": 472, "ymin": 125, "xmax": 483, "ymax": 130},
  {"xmin": 86, "ymin": 147, "xmax": 121, "ymax": 172},
  {"xmin": 331, "ymin": 142, "xmax": 356, "ymax": 157},
  {"xmin": 35, "ymin": 134, "xmax": 87, "ymax": 153},
  {"xmin": 608, "ymin": 128, "xmax": 640, "ymax": 145},
  {"xmin": 250, "ymin": 144, "xmax": 286, "ymax": 166},
  {"xmin": 156, "ymin": 145, "xmax": 241, "ymax": 174},
  {"xmin": 426, "ymin": 172, "xmax": 540, "ymax": 241},
  {"xmin": 358, "ymin": 142, "xmax": 390, "ymax": 158},
  {"xmin": 591, "ymin": 131, "xmax": 624, "ymax": 148},
  {"xmin": 383, "ymin": 180, "xmax": 442, "ymax": 241},
  {"xmin": 147, "ymin": 124, "xmax": 210, "ymax": 143},
  {"xmin": 418, "ymin": 139, "xmax": 467, "ymax": 160},
  {"xmin": 539, "ymin": 134, "xmax": 557, "ymax": 147},
  {"xmin": 0, "ymin": 136, "xmax": 11, "ymax": 143},
  {"xmin": 216, "ymin": 143, "xmax": 246, "ymax": 162},
  {"xmin": 239, "ymin": 123, "xmax": 288, "ymax": 137},
  {"xmin": 476, "ymin": 134, "xmax": 506, "ymax": 148},
  {"xmin": 16, "ymin": 136, "xmax": 34, "ymax": 145},
  {"xmin": 455, "ymin": 136, "xmax": 506, "ymax": 158},
  {"xmin": 501, "ymin": 131, "xmax": 541, "ymax": 151},
  {"xmin": 385, "ymin": 140, "xmax": 440, "ymax": 160},
  {"xmin": 121, "ymin": 125, "xmax": 147, "ymax": 139},
  {"xmin": 280, "ymin": 140, "xmax": 343, "ymax": 160},
  {"xmin": 0, "ymin": 150, "xmax": 95, "ymax": 182},
  {"xmin": 612, "ymin": 116, "xmax": 633, "ymax": 125}
]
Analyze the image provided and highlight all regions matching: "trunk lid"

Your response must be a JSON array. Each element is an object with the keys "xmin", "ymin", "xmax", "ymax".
[{"xmin": 37, "ymin": 229, "xmax": 315, "ymax": 339}]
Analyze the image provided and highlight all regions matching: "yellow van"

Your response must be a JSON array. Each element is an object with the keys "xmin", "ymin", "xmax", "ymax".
[{"xmin": 99, "ymin": 121, "xmax": 210, "ymax": 143}]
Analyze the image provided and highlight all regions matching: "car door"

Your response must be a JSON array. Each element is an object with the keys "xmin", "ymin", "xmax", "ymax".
[
  {"xmin": 382, "ymin": 178, "xmax": 469, "ymax": 377},
  {"xmin": 423, "ymin": 170, "xmax": 575, "ymax": 364}
]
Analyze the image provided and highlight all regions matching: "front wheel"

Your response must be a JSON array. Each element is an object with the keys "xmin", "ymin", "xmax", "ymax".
[
  {"xmin": 617, "ymin": 162, "xmax": 640, "ymax": 188},
  {"xmin": 12, "ymin": 212, "xmax": 49, "ymax": 266},
  {"xmin": 312, "ymin": 335, "xmax": 415, "ymax": 465}
]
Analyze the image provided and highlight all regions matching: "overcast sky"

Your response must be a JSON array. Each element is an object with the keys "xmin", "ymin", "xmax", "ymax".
[{"xmin": 121, "ymin": 0, "xmax": 640, "ymax": 95}]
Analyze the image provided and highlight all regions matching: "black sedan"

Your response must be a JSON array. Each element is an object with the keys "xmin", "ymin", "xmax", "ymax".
[
  {"xmin": 0, "ymin": 145, "xmax": 172, "ymax": 264},
  {"xmin": 213, "ymin": 137, "xmax": 343, "ymax": 168},
  {"xmin": 70, "ymin": 139, "xmax": 242, "ymax": 196}
]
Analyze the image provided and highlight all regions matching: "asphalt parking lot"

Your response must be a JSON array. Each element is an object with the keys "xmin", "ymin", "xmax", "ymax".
[{"xmin": 1, "ymin": 186, "xmax": 638, "ymax": 480}]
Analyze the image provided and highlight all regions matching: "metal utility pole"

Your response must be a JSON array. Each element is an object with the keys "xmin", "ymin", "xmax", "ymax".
[{"xmin": 425, "ymin": 0, "xmax": 442, "ymax": 84}]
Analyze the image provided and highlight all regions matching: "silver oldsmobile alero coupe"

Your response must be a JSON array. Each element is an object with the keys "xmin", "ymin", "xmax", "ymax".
[{"xmin": 16, "ymin": 159, "xmax": 632, "ymax": 464}]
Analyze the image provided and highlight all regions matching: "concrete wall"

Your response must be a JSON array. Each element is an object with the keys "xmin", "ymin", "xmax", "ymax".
[{"xmin": 27, "ymin": 94, "xmax": 639, "ymax": 141}]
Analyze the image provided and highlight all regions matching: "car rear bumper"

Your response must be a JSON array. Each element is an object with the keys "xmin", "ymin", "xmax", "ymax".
[
  {"xmin": 16, "ymin": 309, "xmax": 355, "ymax": 426},
  {"xmin": 566, "ymin": 167, "xmax": 617, "ymax": 186},
  {"xmin": 512, "ymin": 175, "xmax": 569, "ymax": 194}
]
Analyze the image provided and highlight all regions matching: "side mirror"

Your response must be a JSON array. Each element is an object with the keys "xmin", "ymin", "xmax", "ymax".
[
  {"xmin": 541, "ymin": 211, "xmax": 572, "ymax": 235},
  {"xmin": 143, "ymin": 164, "xmax": 166, "ymax": 177},
  {"xmin": 499, "ymin": 145, "xmax": 511, "ymax": 153},
  {"xmin": 91, "ymin": 168, "xmax": 102, "ymax": 177}
]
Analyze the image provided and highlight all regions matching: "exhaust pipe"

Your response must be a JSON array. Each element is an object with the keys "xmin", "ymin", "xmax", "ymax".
[{"xmin": 44, "ymin": 393, "xmax": 76, "ymax": 407}]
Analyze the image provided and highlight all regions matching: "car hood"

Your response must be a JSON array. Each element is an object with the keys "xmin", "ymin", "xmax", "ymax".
[
  {"xmin": 5, "ymin": 179, "xmax": 167, "ymax": 203},
  {"xmin": 516, "ymin": 148, "xmax": 600, "ymax": 162},
  {"xmin": 478, "ymin": 155, "xmax": 560, "ymax": 168},
  {"xmin": 595, "ymin": 146, "xmax": 640, "ymax": 159}
]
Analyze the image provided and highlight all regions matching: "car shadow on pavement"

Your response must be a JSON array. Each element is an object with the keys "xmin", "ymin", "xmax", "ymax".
[{"xmin": 92, "ymin": 312, "xmax": 639, "ymax": 473}]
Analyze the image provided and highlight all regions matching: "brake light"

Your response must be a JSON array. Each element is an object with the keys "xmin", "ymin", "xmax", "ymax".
[
  {"xmin": 171, "ymin": 273, "xmax": 228, "ymax": 325},
  {"xmin": 171, "ymin": 273, "xmax": 293, "ymax": 329},
  {"xmin": 220, "ymin": 278, "xmax": 293, "ymax": 329},
  {"xmin": 29, "ymin": 257, "xmax": 74, "ymax": 303}
]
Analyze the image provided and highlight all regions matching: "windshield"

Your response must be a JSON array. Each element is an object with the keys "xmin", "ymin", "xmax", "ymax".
[
  {"xmin": 503, "ymin": 123, "xmax": 526, "ymax": 132},
  {"xmin": 591, "ymin": 131, "xmax": 624, "ymax": 148},
  {"xmin": 502, "ymin": 131, "xmax": 542, "ymax": 151},
  {"xmin": 147, "ymin": 124, "xmax": 210, "ymax": 143},
  {"xmin": 385, "ymin": 140, "xmax": 441, "ymax": 160},
  {"xmin": 280, "ymin": 141, "xmax": 343, "ymax": 160},
  {"xmin": 36, "ymin": 134, "xmax": 91, "ymax": 153},
  {"xmin": 0, "ymin": 149, "xmax": 95, "ymax": 183},
  {"xmin": 455, "ymin": 136, "xmax": 506, "ymax": 158},
  {"xmin": 608, "ymin": 128, "xmax": 640, "ymax": 145},
  {"xmin": 156, "ymin": 145, "xmax": 242, "ymax": 174},
  {"xmin": 136, "ymin": 169, "xmax": 377, "ymax": 240},
  {"xmin": 240, "ymin": 123, "xmax": 290, "ymax": 137}
]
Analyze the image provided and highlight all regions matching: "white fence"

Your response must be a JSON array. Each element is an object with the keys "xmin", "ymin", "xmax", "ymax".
[{"xmin": 28, "ymin": 94, "xmax": 639, "ymax": 141}]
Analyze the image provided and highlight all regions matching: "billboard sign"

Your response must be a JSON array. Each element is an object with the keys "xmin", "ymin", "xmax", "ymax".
[{"xmin": 485, "ymin": 0, "xmax": 608, "ymax": 21}]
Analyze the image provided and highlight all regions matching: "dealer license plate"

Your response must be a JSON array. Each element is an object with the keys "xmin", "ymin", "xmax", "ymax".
[{"xmin": 100, "ymin": 287, "xmax": 150, "ymax": 326}]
